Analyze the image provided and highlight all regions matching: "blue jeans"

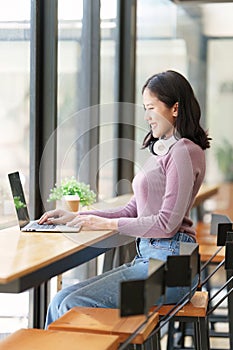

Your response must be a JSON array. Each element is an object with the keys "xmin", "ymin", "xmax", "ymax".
[{"xmin": 45, "ymin": 232, "xmax": 196, "ymax": 328}]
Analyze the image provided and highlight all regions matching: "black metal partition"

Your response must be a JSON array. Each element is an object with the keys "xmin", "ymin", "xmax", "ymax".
[
  {"xmin": 121, "ymin": 259, "xmax": 166, "ymax": 317},
  {"xmin": 219, "ymin": 228, "xmax": 233, "ymax": 350},
  {"xmin": 118, "ymin": 243, "xmax": 200, "ymax": 350},
  {"xmin": 166, "ymin": 243, "xmax": 200, "ymax": 288},
  {"xmin": 203, "ymin": 222, "xmax": 233, "ymax": 350}
]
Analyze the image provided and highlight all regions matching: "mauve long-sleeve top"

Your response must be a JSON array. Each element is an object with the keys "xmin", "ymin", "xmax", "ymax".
[{"xmin": 82, "ymin": 138, "xmax": 206, "ymax": 239}]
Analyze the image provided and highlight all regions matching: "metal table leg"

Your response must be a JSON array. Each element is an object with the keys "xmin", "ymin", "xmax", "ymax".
[{"xmin": 29, "ymin": 281, "xmax": 50, "ymax": 328}]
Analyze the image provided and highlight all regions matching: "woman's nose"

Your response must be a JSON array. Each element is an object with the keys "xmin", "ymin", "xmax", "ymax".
[{"xmin": 144, "ymin": 110, "xmax": 150, "ymax": 121}]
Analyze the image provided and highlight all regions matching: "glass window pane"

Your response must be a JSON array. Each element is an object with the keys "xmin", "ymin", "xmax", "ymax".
[
  {"xmin": 204, "ymin": 4, "xmax": 233, "ymax": 185},
  {"xmin": 136, "ymin": 0, "xmax": 186, "ymax": 168},
  {"xmin": 136, "ymin": 0, "xmax": 233, "ymax": 217},
  {"xmin": 56, "ymin": 0, "xmax": 87, "ymax": 291},
  {"xmin": 0, "ymin": 0, "xmax": 30, "ymax": 336},
  {"xmin": 99, "ymin": 0, "xmax": 117, "ymax": 199},
  {"xmin": 0, "ymin": 0, "xmax": 30, "ymax": 228},
  {"xmin": 57, "ymin": 0, "xmax": 83, "ymax": 182}
]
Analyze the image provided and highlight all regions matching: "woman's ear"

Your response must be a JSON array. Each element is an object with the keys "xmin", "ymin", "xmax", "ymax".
[{"xmin": 173, "ymin": 102, "xmax": 179, "ymax": 117}]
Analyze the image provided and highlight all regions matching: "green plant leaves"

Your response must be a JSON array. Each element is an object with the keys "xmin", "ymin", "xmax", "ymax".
[
  {"xmin": 47, "ymin": 177, "xmax": 96, "ymax": 206},
  {"xmin": 215, "ymin": 138, "xmax": 233, "ymax": 182}
]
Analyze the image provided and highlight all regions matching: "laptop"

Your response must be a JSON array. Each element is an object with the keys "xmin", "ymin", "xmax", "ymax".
[{"xmin": 8, "ymin": 171, "xmax": 81, "ymax": 233}]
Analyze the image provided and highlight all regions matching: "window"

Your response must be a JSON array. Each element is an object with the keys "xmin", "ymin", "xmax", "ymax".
[
  {"xmin": 99, "ymin": 0, "xmax": 117, "ymax": 199},
  {"xmin": 0, "ymin": 0, "xmax": 30, "ymax": 229},
  {"xmin": 0, "ymin": 0, "xmax": 31, "ymax": 335},
  {"xmin": 56, "ymin": 0, "xmax": 83, "ymax": 182},
  {"xmin": 136, "ymin": 0, "xmax": 186, "ymax": 169}
]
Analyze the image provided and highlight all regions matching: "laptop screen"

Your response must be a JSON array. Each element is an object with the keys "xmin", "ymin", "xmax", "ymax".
[{"xmin": 8, "ymin": 172, "xmax": 30, "ymax": 229}]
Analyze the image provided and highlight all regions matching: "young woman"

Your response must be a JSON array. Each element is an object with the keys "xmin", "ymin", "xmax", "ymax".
[{"xmin": 39, "ymin": 70, "xmax": 210, "ymax": 328}]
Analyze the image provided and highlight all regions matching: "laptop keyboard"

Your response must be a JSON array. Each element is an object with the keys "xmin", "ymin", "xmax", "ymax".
[
  {"xmin": 25, "ymin": 221, "xmax": 81, "ymax": 232},
  {"xmin": 31, "ymin": 222, "xmax": 56, "ymax": 229}
]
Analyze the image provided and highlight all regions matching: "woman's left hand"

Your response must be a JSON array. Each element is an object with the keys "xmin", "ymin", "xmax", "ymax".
[{"xmin": 66, "ymin": 214, "xmax": 118, "ymax": 231}]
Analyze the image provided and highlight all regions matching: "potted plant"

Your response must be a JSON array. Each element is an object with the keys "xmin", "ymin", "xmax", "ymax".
[
  {"xmin": 48, "ymin": 176, "xmax": 96, "ymax": 211},
  {"xmin": 215, "ymin": 138, "xmax": 233, "ymax": 182}
]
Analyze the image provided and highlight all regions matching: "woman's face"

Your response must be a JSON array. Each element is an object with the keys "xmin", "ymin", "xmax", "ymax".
[{"xmin": 143, "ymin": 87, "xmax": 178, "ymax": 139}]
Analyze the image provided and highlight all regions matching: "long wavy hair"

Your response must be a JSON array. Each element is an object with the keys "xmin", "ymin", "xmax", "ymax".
[{"xmin": 142, "ymin": 70, "xmax": 211, "ymax": 150}]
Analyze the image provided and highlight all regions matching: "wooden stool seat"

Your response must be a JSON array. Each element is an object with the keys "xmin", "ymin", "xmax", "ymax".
[
  {"xmin": 0, "ymin": 328, "xmax": 120, "ymax": 350},
  {"xmin": 199, "ymin": 244, "xmax": 225, "ymax": 263},
  {"xmin": 48, "ymin": 307, "xmax": 159, "ymax": 345},
  {"xmin": 197, "ymin": 234, "xmax": 217, "ymax": 245},
  {"xmin": 195, "ymin": 222, "xmax": 217, "ymax": 245},
  {"xmin": 157, "ymin": 291, "xmax": 209, "ymax": 317}
]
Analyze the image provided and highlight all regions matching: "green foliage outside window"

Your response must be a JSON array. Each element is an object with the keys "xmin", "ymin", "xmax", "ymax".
[{"xmin": 215, "ymin": 138, "xmax": 233, "ymax": 182}]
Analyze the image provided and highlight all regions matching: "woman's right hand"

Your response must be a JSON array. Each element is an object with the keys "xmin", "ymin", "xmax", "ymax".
[{"xmin": 38, "ymin": 209, "xmax": 76, "ymax": 225}]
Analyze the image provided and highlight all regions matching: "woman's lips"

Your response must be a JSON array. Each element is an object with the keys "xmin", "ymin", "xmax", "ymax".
[{"xmin": 150, "ymin": 123, "xmax": 157, "ymax": 129}]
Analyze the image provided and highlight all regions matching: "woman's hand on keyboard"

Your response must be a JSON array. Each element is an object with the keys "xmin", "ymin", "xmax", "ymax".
[
  {"xmin": 38, "ymin": 209, "xmax": 76, "ymax": 225},
  {"xmin": 66, "ymin": 214, "xmax": 118, "ymax": 231}
]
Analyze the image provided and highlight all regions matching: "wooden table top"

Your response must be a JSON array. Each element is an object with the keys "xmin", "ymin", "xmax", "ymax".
[
  {"xmin": 0, "ymin": 183, "xmax": 219, "ymax": 287},
  {"xmin": 193, "ymin": 184, "xmax": 219, "ymax": 208},
  {"xmin": 0, "ymin": 226, "xmax": 117, "ymax": 285}
]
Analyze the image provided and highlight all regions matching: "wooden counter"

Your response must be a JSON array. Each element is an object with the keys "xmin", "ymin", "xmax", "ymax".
[{"xmin": 0, "ymin": 226, "xmax": 132, "ymax": 328}]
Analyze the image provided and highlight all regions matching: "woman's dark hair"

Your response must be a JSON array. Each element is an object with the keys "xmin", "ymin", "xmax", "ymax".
[{"xmin": 142, "ymin": 70, "xmax": 211, "ymax": 150}]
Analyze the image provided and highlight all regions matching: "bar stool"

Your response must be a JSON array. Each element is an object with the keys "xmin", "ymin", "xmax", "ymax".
[
  {"xmin": 48, "ymin": 307, "xmax": 160, "ymax": 349},
  {"xmin": 48, "ymin": 244, "xmax": 201, "ymax": 350},
  {"xmin": 0, "ymin": 328, "xmax": 120, "ymax": 350},
  {"xmin": 48, "ymin": 259, "xmax": 166, "ymax": 350},
  {"xmin": 155, "ymin": 291, "xmax": 209, "ymax": 350},
  {"xmin": 162, "ymin": 219, "xmax": 231, "ymax": 350},
  {"xmin": 151, "ymin": 244, "xmax": 210, "ymax": 350}
]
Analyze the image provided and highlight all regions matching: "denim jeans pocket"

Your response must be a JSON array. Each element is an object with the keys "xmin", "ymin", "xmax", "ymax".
[
  {"xmin": 178, "ymin": 232, "xmax": 195, "ymax": 243},
  {"xmin": 150, "ymin": 237, "xmax": 179, "ymax": 254},
  {"xmin": 138, "ymin": 233, "xmax": 195, "ymax": 261},
  {"xmin": 150, "ymin": 232, "xmax": 195, "ymax": 255}
]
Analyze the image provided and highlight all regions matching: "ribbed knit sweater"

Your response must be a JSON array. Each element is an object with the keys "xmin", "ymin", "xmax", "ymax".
[{"xmin": 83, "ymin": 138, "xmax": 206, "ymax": 239}]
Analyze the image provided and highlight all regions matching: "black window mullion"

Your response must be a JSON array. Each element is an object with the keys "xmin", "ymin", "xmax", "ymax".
[
  {"xmin": 115, "ymin": 0, "xmax": 137, "ymax": 195},
  {"xmin": 29, "ymin": 0, "xmax": 58, "ymax": 329},
  {"xmin": 30, "ymin": 0, "xmax": 58, "ymax": 219}
]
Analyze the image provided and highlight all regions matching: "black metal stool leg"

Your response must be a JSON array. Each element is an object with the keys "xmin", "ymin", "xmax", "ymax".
[
  {"xmin": 176, "ymin": 322, "xmax": 186, "ymax": 348},
  {"xmin": 149, "ymin": 329, "xmax": 161, "ymax": 350},
  {"xmin": 166, "ymin": 320, "xmax": 176, "ymax": 350},
  {"xmin": 193, "ymin": 321, "xmax": 201, "ymax": 350},
  {"xmin": 197, "ymin": 317, "xmax": 210, "ymax": 350}
]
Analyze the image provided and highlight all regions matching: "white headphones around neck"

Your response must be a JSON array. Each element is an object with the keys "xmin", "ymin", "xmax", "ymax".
[{"xmin": 149, "ymin": 135, "xmax": 178, "ymax": 156}]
